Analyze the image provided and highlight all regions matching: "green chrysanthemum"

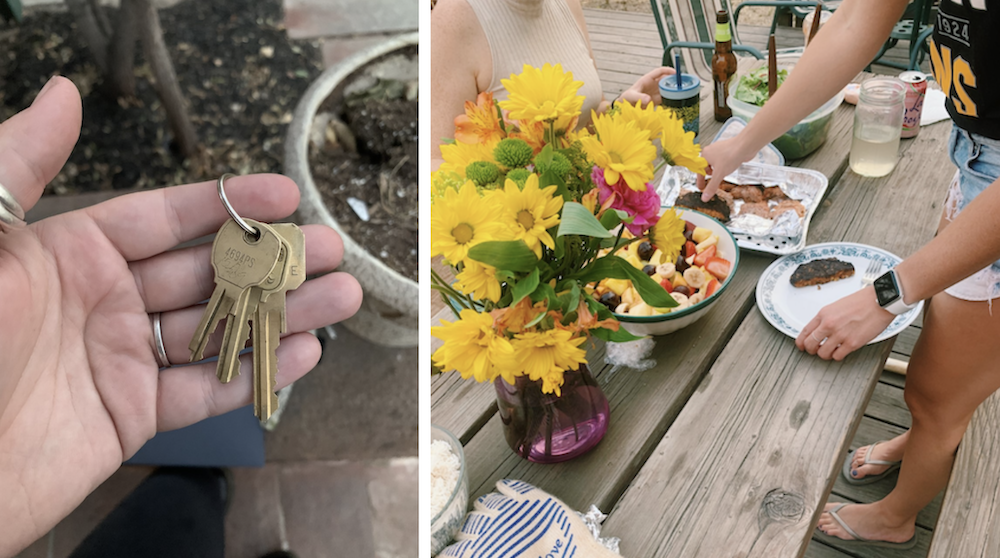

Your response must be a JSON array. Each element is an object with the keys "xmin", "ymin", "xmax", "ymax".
[
  {"xmin": 505, "ymin": 168, "xmax": 532, "ymax": 188},
  {"xmin": 533, "ymin": 151, "xmax": 572, "ymax": 178},
  {"xmin": 493, "ymin": 138, "xmax": 535, "ymax": 169},
  {"xmin": 465, "ymin": 161, "xmax": 501, "ymax": 188}
]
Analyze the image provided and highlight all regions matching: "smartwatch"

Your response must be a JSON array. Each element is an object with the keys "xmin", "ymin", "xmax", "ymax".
[{"xmin": 874, "ymin": 269, "xmax": 917, "ymax": 315}]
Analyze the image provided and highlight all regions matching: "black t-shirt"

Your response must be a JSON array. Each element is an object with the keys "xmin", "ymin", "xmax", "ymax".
[{"xmin": 930, "ymin": 0, "xmax": 1000, "ymax": 139}]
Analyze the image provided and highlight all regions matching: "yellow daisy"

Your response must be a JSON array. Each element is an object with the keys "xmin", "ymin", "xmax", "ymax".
[
  {"xmin": 439, "ymin": 140, "xmax": 497, "ymax": 177},
  {"xmin": 500, "ymin": 63, "xmax": 585, "ymax": 124},
  {"xmin": 511, "ymin": 328, "xmax": 588, "ymax": 395},
  {"xmin": 650, "ymin": 208, "xmax": 687, "ymax": 263},
  {"xmin": 493, "ymin": 174, "xmax": 562, "ymax": 257},
  {"xmin": 455, "ymin": 260, "xmax": 503, "ymax": 303},
  {"xmin": 432, "ymin": 309, "xmax": 515, "ymax": 383},
  {"xmin": 657, "ymin": 110, "xmax": 708, "ymax": 175},
  {"xmin": 431, "ymin": 180, "xmax": 506, "ymax": 264},
  {"xmin": 615, "ymin": 100, "xmax": 662, "ymax": 139},
  {"xmin": 579, "ymin": 112, "xmax": 656, "ymax": 191}
]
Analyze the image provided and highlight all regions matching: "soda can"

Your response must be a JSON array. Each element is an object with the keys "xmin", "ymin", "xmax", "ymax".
[{"xmin": 899, "ymin": 70, "xmax": 927, "ymax": 138}]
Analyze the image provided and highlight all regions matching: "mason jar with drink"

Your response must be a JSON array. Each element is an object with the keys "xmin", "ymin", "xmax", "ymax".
[{"xmin": 849, "ymin": 77, "xmax": 905, "ymax": 177}]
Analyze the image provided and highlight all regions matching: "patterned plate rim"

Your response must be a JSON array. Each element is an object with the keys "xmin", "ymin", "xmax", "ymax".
[{"xmin": 755, "ymin": 242, "xmax": 924, "ymax": 344}]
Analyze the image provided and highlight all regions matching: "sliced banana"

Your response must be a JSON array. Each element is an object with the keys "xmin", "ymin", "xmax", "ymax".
[
  {"xmin": 683, "ymin": 266, "xmax": 709, "ymax": 289},
  {"xmin": 656, "ymin": 262, "xmax": 676, "ymax": 277},
  {"xmin": 670, "ymin": 291, "xmax": 691, "ymax": 309},
  {"xmin": 615, "ymin": 302, "xmax": 630, "ymax": 314},
  {"xmin": 689, "ymin": 291, "xmax": 705, "ymax": 305}
]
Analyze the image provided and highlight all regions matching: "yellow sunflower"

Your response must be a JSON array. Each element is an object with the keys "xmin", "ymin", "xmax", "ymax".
[
  {"xmin": 455, "ymin": 91, "xmax": 506, "ymax": 147},
  {"xmin": 431, "ymin": 180, "xmax": 506, "ymax": 264},
  {"xmin": 657, "ymin": 110, "xmax": 708, "ymax": 175},
  {"xmin": 511, "ymin": 327, "xmax": 588, "ymax": 395},
  {"xmin": 439, "ymin": 140, "xmax": 497, "ymax": 177},
  {"xmin": 432, "ymin": 309, "xmax": 515, "ymax": 383},
  {"xmin": 493, "ymin": 174, "xmax": 562, "ymax": 257},
  {"xmin": 650, "ymin": 208, "xmax": 687, "ymax": 263},
  {"xmin": 455, "ymin": 260, "xmax": 502, "ymax": 303},
  {"xmin": 579, "ymin": 112, "xmax": 656, "ymax": 191},
  {"xmin": 500, "ymin": 63, "xmax": 585, "ymax": 125}
]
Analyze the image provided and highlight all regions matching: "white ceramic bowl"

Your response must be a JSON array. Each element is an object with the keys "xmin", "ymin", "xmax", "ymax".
[
  {"xmin": 613, "ymin": 208, "xmax": 740, "ymax": 337},
  {"xmin": 430, "ymin": 425, "xmax": 469, "ymax": 555}
]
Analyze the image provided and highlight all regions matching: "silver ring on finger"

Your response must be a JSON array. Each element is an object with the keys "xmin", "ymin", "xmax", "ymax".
[
  {"xmin": 0, "ymin": 181, "xmax": 27, "ymax": 233},
  {"xmin": 811, "ymin": 332, "xmax": 826, "ymax": 344},
  {"xmin": 151, "ymin": 312, "xmax": 170, "ymax": 368}
]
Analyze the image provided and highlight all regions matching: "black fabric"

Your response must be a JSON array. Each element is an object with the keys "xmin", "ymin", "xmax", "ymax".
[
  {"xmin": 69, "ymin": 468, "xmax": 227, "ymax": 558},
  {"xmin": 931, "ymin": 0, "xmax": 1000, "ymax": 139}
]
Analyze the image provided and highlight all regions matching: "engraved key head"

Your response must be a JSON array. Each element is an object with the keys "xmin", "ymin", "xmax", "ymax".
[
  {"xmin": 269, "ymin": 223, "xmax": 306, "ymax": 293},
  {"xmin": 211, "ymin": 219, "xmax": 282, "ymax": 289}
]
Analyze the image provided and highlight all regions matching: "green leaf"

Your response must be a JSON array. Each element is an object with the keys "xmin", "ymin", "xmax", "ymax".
[
  {"xmin": 530, "ymin": 282, "xmax": 559, "ymax": 311},
  {"xmin": 599, "ymin": 209, "xmax": 626, "ymax": 230},
  {"xmin": 553, "ymin": 235, "xmax": 566, "ymax": 259},
  {"xmin": 468, "ymin": 241, "xmax": 538, "ymax": 273},
  {"xmin": 557, "ymin": 202, "xmax": 613, "ymax": 238},
  {"xmin": 536, "ymin": 145, "xmax": 570, "ymax": 200},
  {"xmin": 558, "ymin": 283, "xmax": 581, "ymax": 315},
  {"xmin": 574, "ymin": 256, "xmax": 677, "ymax": 308},
  {"xmin": 511, "ymin": 269, "xmax": 540, "ymax": 306},
  {"xmin": 591, "ymin": 326, "xmax": 646, "ymax": 343}
]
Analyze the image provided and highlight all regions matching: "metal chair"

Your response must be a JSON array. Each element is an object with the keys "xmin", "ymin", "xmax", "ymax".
[{"xmin": 650, "ymin": 0, "xmax": 832, "ymax": 80}]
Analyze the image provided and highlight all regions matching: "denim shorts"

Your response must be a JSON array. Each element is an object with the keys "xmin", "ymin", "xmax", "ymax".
[{"xmin": 944, "ymin": 125, "xmax": 1000, "ymax": 302}]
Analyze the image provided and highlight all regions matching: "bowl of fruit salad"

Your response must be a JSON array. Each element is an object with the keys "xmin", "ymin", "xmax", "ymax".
[{"xmin": 594, "ymin": 208, "xmax": 739, "ymax": 336}]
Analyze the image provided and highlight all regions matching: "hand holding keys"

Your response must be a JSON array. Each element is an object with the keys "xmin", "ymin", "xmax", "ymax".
[{"xmin": 188, "ymin": 175, "xmax": 306, "ymax": 421}]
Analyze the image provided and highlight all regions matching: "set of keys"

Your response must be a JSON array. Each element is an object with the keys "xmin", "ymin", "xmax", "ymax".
[{"xmin": 188, "ymin": 176, "xmax": 305, "ymax": 421}]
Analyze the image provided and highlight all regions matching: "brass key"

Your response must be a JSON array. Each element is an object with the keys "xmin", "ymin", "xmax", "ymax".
[
  {"xmin": 252, "ymin": 223, "xmax": 305, "ymax": 420},
  {"xmin": 216, "ymin": 221, "xmax": 284, "ymax": 384},
  {"xmin": 188, "ymin": 219, "xmax": 282, "ymax": 363}
]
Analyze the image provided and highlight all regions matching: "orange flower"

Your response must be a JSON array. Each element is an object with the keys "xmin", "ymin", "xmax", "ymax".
[
  {"xmin": 454, "ymin": 92, "xmax": 505, "ymax": 148},
  {"xmin": 493, "ymin": 298, "xmax": 547, "ymax": 334},
  {"xmin": 508, "ymin": 120, "xmax": 547, "ymax": 154},
  {"xmin": 568, "ymin": 300, "xmax": 619, "ymax": 334}
]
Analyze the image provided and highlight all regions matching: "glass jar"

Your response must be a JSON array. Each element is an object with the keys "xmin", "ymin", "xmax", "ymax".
[
  {"xmin": 850, "ymin": 78, "xmax": 905, "ymax": 177},
  {"xmin": 493, "ymin": 364, "xmax": 609, "ymax": 464}
]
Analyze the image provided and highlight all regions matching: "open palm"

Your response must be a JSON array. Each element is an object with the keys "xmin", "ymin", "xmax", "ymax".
[{"xmin": 0, "ymin": 78, "xmax": 362, "ymax": 557}]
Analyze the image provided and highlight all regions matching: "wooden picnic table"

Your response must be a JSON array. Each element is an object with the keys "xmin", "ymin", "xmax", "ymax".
[{"xmin": 431, "ymin": 75, "xmax": 955, "ymax": 557}]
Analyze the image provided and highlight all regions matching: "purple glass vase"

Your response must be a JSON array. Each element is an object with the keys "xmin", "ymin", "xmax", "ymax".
[{"xmin": 493, "ymin": 364, "xmax": 610, "ymax": 464}]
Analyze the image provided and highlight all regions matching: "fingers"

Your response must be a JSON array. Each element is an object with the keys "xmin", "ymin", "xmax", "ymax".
[
  {"xmin": 701, "ymin": 172, "xmax": 724, "ymax": 202},
  {"xmin": 86, "ymin": 174, "xmax": 300, "ymax": 262},
  {"xmin": 0, "ymin": 77, "xmax": 82, "ymax": 212},
  {"xmin": 155, "ymin": 332, "xmax": 321, "ymax": 431},
  {"xmin": 131, "ymin": 224, "xmax": 344, "ymax": 312},
  {"xmin": 618, "ymin": 89, "xmax": 652, "ymax": 107},
  {"xmin": 159, "ymin": 271, "xmax": 362, "ymax": 365}
]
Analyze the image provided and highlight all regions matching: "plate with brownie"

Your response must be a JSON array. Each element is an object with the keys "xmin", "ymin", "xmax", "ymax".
[{"xmin": 755, "ymin": 242, "xmax": 923, "ymax": 343}]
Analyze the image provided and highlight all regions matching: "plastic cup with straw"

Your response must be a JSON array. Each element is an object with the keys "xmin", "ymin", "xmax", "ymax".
[{"xmin": 659, "ymin": 53, "xmax": 702, "ymax": 140}]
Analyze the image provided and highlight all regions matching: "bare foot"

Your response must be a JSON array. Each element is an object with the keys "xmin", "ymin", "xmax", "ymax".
[
  {"xmin": 849, "ymin": 432, "xmax": 909, "ymax": 480},
  {"xmin": 816, "ymin": 502, "xmax": 915, "ymax": 543}
]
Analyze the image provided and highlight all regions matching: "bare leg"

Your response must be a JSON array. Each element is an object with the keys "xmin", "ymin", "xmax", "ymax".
[{"xmin": 817, "ymin": 291, "xmax": 1000, "ymax": 542}]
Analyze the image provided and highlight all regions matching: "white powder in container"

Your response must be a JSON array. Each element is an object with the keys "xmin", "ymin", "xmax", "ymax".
[{"xmin": 430, "ymin": 439, "xmax": 461, "ymax": 519}]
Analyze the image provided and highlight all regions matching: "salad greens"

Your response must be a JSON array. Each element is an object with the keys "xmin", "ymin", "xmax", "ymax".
[{"xmin": 732, "ymin": 67, "xmax": 789, "ymax": 107}]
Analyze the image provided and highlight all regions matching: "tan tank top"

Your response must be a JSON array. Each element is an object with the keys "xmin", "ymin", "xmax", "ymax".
[{"xmin": 464, "ymin": 0, "xmax": 605, "ymax": 128}]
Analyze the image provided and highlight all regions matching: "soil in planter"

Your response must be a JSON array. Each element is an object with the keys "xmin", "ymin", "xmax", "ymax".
[{"xmin": 309, "ymin": 75, "xmax": 418, "ymax": 282}]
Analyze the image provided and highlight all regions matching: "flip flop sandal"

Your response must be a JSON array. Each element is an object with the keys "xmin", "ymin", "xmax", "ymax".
[
  {"xmin": 842, "ymin": 441, "xmax": 901, "ymax": 486},
  {"xmin": 814, "ymin": 503, "xmax": 917, "ymax": 550}
]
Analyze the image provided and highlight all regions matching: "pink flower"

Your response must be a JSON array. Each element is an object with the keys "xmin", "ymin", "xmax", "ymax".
[{"xmin": 592, "ymin": 167, "xmax": 661, "ymax": 236}]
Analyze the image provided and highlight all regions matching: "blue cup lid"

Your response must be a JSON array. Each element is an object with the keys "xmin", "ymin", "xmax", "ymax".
[{"xmin": 659, "ymin": 73, "xmax": 701, "ymax": 100}]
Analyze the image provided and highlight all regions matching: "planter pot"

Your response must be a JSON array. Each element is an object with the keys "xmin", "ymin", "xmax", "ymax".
[
  {"xmin": 285, "ymin": 33, "xmax": 419, "ymax": 347},
  {"xmin": 493, "ymin": 364, "xmax": 610, "ymax": 464}
]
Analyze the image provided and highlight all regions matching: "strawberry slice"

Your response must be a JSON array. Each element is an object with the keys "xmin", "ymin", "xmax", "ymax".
[
  {"xmin": 685, "ymin": 241, "xmax": 698, "ymax": 259},
  {"xmin": 694, "ymin": 245, "xmax": 716, "ymax": 267},
  {"xmin": 706, "ymin": 257, "xmax": 731, "ymax": 281},
  {"xmin": 660, "ymin": 277, "xmax": 673, "ymax": 293},
  {"xmin": 704, "ymin": 278, "xmax": 721, "ymax": 297}
]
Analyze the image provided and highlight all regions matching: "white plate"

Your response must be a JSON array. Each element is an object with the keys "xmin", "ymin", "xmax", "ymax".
[{"xmin": 756, "ymin": 242, "xmax": 923, "ymax": 344}]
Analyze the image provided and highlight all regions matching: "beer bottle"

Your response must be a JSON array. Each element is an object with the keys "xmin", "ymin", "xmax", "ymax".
[{"xmin": 712, "ymin": 10, "xmax": 737, "ymax": 121}]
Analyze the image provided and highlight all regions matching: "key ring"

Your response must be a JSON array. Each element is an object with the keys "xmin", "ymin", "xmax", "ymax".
[
  {"xmin": 217, "ymin": 174, "xmax": 258, "ymax": 238},
  {"xmin": 0, "ymin": 180, "xmax": 27, "ymax": 233}
]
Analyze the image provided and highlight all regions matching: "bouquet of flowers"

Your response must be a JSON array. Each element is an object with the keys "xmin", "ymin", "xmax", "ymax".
[{"xmin": 431, "ymin": 63, "xmax": 707, "ymax": 396}]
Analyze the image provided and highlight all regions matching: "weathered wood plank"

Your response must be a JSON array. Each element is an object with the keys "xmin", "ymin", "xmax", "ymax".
[
  {"xmin": 462, "ymin": 254, "xmax": 770, "ymax": 513},
  {"xmin": 600, "ymin": 95, "xmax": 953, "ymax": 556},
  {"xmin": 866, "ymin": 382, "xmax": 912, "ymax": 429},
  {"xmin": 927, "ymin": 391, "xmax": 1000, "ymax": 558}
]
